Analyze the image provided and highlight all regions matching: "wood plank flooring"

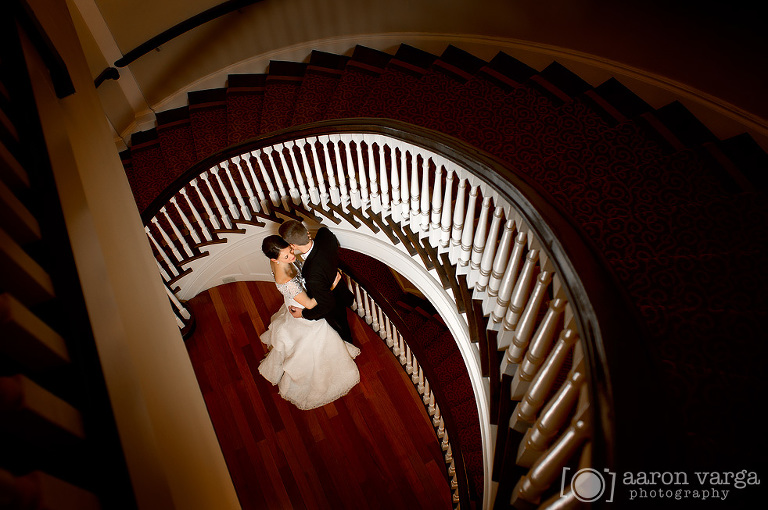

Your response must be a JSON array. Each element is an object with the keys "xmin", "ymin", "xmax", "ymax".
[{"xmin": 185, "ymin": 280, "xmax": 452, "ymax": 510}]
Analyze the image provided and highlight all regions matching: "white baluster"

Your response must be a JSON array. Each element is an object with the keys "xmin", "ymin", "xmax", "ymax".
[
  {"xmin": 318, "ymin": 136, "xmax": 340, "ymax": 205},
  {"xmin": 409, "ymin": 152, "xmax": 420, "ymax": 227},
  {"xmin": 468, "ymin": 195, "xmax": 492, "ymax": 286},
  {"xmin": 390, "ymin": 146, "xmax": 402, "ymax": 220},
  {"xmin": 268, "ymin": 145, "xmax": 296, "ymax": 208},
  {"xmin": 412, "ymin": 358, "xmax": 420, "ymax": 384},
  {"xmin": 154, "ymin": 257, "xmax": 172, "ymax": 282},
  {"xmin": 252, "ymin": 150, "xmax": 280, "ymax": 208},
  {"xmin": 151, "ymin": 217, "xmax": 182, "ymax": 262},
  {"xmin": 484, "ymin": 220, "xmax": 515, "ymax": 314},
  {"xmin": 385, "ymin": 316, "xmax": 393, "ymax": 346},
  {"xmin": 502, "ymin": 296, "xmax": 565, "ymax": 379},
  {"xmin": 330, "ymin": 135, "xmax": 349, "ymax": 208},
  {"xmin": 503, "ymin": 249, "xmax": 540, "ymax": 332},
  {"xmin": 297, "ymin": 139, "xmax": 319, "ymax": 205},
  {"xmin": 475, "ymin": 206, "xmax": 504, "ymax": 296},
  {"xmin": 517, "ymin": 370, "xmax": 585, "ymax": 467},
  {"xmin": 509, "ymin": 329, "xmax": 579, "ymax": 432},
  {"xmin": 222, "ymin": 161, "xmax": 251, "ymax": 221},
  {"xmin": 371, "ymin": 302, "xmax": 380, "ymax": 332},
  {"xmin": 306, "ymin": 137, "xmax": 327, "ymax": 205},
  {"xmin": 165, "ymin": 284, "xmax": 191, "ymax": 320},
  {"xmin": 356, "ymin": 138, "xmax": 369, "ymax": 210},
  {"xmin": 201, "ymin": 170, "xmax": 232, "ymax": 229},
  {"xmin": 457, "ymin": 184, "xmax": 479, "ymax": 273},
  {"xmin": 508, "ymin": 271, "xmax": 554, "ymax": 363},
  {"xmin": 492, "ymin": 232, "xmax": 526, "ymax": 330},
  {"xmin": 354, "ymin": 282, "xmax": 363, "ymax": 316},
  {"xmin": 378, "ymin": 137, "xmax": 390, "ymax": 217},
  {"xmin": 419, "ymin": 156, "xmax": 430, "ymax": 235},
  {"xmin": 363, "ymin": 290, "xmax": 373, "ymax": 325},
  {"xmin": 398, "ymin": 332, "xmax": 407, "ymax": 364},
  {"xmin": 279, "ymin": 142, "xmax": 303, "ymax": 206},
  {"xmin": 364, "ymin": 135, "xmax": 379, "ymax": 212},
  {"xmin": 230, "ymin": 156, "xmax": 255, "ymax": 219},
  {"xmin": 211, "ymin": 164, "xmax": 239, "ymax": 221},
  {"xmin": 511, "ymin": 317, "xmax": 573, "ymax": 402},
  {"xmin": 179, "ymin": 187, "xmax": 212, "ymax": 242},
  {"xmin": 437, "ymin": 415, "xmax": 445, "ymax": 437},
  {"xmin": 261, "ymin": 146, "xmax": 288, "ymax": 209},
  {"xmin": 432, "ymin": 404, "xmax": 441, "ymax": 427},
  {"xmin": 429, "ymin": 162, "xmax": 443, "ymax": 245},
  {"xmin": 242, "ymin": 153, "xmax": 268, "ymax": 213},
  {"xmin": 146, "ymin": 226, "xmax": 179, "ymax": 277},
  {"xmin": 423, "ymin": 379, "xmax": 430, "ymax": 404},
  {"xmin": 400, "ymin": 146, "xmax": 409, "ymax": 223},
  {"xmin": 339, "ymin": 135, "xmax": 360, "ymax": 209},
  {"xmin": 170, "ymin": 196, "xmax": 201, "ymax": 245},
  {"xmin": 159, "ymin": 206, "xmax": 193, "ymax": 258},
  {"xmin": 190, "ymin": 177, "xmax": 220, "ymax": 230},
  {"xmin": 405, "ymin": 344, "xmax": 413, "ymax": 373},
  {"xmin": 427, "ymin": 389, "xmax": 436, "ymax": 414},
  {"xmin": 509, "ymin": 401, "xmax": 590, "ymax": 508},
  {"xmin": 439, "ymin": 167, "xmax": 453, "ymax": 251},
  {"xmin": 417, "ymin": 366, "xmax": 425, "ymax": 393},
  {"xmin": 449, "ymin": 178, "xmax": 466, "ymax": 262}
]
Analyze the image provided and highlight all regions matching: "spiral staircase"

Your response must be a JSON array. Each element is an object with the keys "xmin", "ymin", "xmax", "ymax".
[{"xmin": 110, "ymin": 42, "xmax": 768, "ymax": 509}]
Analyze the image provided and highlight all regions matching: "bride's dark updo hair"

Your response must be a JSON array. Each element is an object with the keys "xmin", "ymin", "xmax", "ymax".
[{"xmin": 262, "ymin": 235, "xmax": 289, "ymax": 260}]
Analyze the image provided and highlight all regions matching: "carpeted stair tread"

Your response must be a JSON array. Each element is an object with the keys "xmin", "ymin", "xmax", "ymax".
[
  {"xmin": 719, "ymin": 133, "xmax": 768, "ymax": 190},
  {"xmin": 323, "ymin": 45, "xmax": 391, "ymax": 119},
  {"xmin": 226, "ymin": 74, "xmax": 266, "ymax": 145},
  {"xmin": 127, "ymin": 130, "xmax": 175, "ymax": 212},
  {"xmin": 589, "ymin": 77, "xmax": 653, "ymax": 121},
  {"xmin": 260, "ymin": 61, "xmax": 308, "ymax": 134},
  {"xmin": 480, "ymin": 51, "xmax": 537, "ymax": 86},
  {"xmin": 610, "ymin": 251, "xmax": 768, "ymax": 312},
  {"xmin": 358, "ymin": 44, "xmax": 438, "ymax": 119},
  {"xmin": 581, "ymin": 192, "xmax": 768, "ymax": 260},
  {"xmin": 529, "ymin": 61, "xmax": 592, "ymax": 104},
  {"xmin": 291, "ymin": 51, "xmax": 350, "ymax": 125},
  {"xmin": 188, "ymin": 88, "xmax": 228, "ymax": 160},
  {"xmin": 396, "ymin": 46, "xmax": 487, "ymax": 131},
  {"xmin": 654, "ymin": 100, "xmax": 720, "ymax": 148},
  {"xmin": 156, "ymin": 107, "xmax": 198, "ymax": 180}
]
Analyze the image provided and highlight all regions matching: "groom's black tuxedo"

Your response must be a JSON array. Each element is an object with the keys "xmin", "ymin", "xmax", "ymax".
[{"xmin": 300, "ymin": 227, "xmax": 354, "ymax": 344}]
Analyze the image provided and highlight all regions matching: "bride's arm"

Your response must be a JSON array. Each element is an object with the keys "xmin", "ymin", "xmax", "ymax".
[
  {"xmin": 292, "ymin": 291, "xmax": 317, "ymax": 309},
  {"xmin": 292, "ymin": 271, "xmax": 342, "ymax": 310}
]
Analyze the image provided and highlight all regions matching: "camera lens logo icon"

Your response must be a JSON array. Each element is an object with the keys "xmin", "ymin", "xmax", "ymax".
[{"xmin": 562, "ymin": 467, "xmax": 616, "ymax": 503}]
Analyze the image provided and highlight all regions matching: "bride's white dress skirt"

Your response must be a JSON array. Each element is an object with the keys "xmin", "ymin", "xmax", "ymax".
[{"xmin": 259, "ymin": 303, "xmax": 361, "ymax": 410}]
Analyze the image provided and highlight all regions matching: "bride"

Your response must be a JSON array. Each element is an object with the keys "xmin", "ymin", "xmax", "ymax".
[{"xmin": 258, "ymin": 234, "xmax": 360, "ymax": 410}]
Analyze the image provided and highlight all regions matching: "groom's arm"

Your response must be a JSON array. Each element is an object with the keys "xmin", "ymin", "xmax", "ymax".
[{"xmin": 301, "ymin": 272, "xmax": 335, "ymax": 320}]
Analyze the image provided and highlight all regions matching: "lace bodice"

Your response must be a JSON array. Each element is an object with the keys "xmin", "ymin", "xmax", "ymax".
[{"xmin": 274, "ymin": 264, "xmax": 306, "ymax": 303}]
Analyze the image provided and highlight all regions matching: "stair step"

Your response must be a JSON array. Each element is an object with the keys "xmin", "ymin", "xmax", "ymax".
[
  {"xmin": 532, "ymin": 61, "xmax": 592, "ymax": 102},
  {"xmin": 188, "ymin": 88, "xmax": 228, "ymax": 160},
  {"xmin": 260, "ymin": 61, "xmax": 307, "ymax": 134},
  {"xmin": 156, "ymin": 107, "xmax": 197, "ymax": 178},
  {"xmin": 719, "ymin": 133, "xmax": 768, "ymax": 191},
  {"xmin": 226, "ymin": 74, "xmax": 266, "ymax": 145},
  {"xmin": 655, "ymin": 100, "xmax": 719, "ymax": 148},
  {"xmin": 324, "ymin": 45, "xmax": 391, "ymax": 119},
  {"xmin": 291, "ymin": 51, "xmax": 350, "ymax": 125}
]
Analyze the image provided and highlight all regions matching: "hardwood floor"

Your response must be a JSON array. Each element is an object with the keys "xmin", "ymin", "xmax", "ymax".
[{"xmin": 185, "ymin": 280, "xmax": 452, "ymax": 510}]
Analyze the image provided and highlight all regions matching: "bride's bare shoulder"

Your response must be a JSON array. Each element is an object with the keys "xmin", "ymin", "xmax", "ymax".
[{"xmin": 273, "ymin": 263, "xmax": 296, "ymax": 284}]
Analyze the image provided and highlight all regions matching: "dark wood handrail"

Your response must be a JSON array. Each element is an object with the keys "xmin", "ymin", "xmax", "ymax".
[
  {"xmin": 339, "ymin": 260, "xmax": 475, "ymax": 509},
  {"xmin": 140, "ymin": 117, "xmax": 662, "ymax": 483},
  {"xmin": 112, "ymin": 0, "xmax": 266, "ymax": 68}
]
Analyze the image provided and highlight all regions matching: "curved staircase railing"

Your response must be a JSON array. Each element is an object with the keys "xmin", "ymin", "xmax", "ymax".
[{"xmin": 140, "ymin": 119, "xmax": 648, "ymax": 509}]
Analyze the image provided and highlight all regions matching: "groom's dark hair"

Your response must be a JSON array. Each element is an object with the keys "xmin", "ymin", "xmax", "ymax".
[{"xmin": 278, "ymin": 220, "xmax": 310, "ymax": 245}]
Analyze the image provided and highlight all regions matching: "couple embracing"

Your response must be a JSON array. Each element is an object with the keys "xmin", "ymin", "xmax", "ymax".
[{"xmin": 258, "ymin": 220, "xmax": 360, "ymax": 410}]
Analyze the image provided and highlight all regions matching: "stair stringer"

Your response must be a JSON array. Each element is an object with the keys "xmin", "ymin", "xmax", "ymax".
[{"xmin": 171, "ymin": 215, "xmax": 494, "ymax": 504}]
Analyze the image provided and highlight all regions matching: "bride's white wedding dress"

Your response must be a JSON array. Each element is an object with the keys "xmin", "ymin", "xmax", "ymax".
[{"xmin": 258, "ymin": 265, "xmax": 361, "ymax": 410}]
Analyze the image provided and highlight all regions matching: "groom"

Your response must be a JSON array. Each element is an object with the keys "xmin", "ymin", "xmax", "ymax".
[{"xmin": 279, "ymin": 220, "xmax": 355, "ymax": 344}]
